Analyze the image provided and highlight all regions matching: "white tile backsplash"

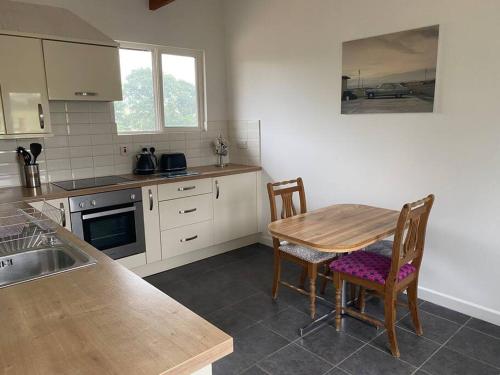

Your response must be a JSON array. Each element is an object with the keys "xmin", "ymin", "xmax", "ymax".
[{"xmin": 0, "ymin": 101, "xmax": 251, "ymax": 187}]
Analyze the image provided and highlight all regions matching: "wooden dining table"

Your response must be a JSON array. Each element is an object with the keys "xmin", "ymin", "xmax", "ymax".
[{"xmin": 268, "ymin": 204, "xmax": 400, "ymax": 334}]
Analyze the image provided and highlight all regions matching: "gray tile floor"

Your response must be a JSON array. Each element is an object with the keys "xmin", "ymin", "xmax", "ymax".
[{"xmin": 145, "ymin": 244, "xmax": 500, "ymax": 375}]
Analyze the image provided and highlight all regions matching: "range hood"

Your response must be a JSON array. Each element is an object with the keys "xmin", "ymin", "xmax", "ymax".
[{"xmin": 0, "ymin": 0, "xmax": 117, "ymax": 46}]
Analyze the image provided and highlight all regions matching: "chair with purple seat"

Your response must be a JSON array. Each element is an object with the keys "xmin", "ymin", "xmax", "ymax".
[{"xmin": 330, "ymin": 194, "xmax": 435, "ymax": 357}]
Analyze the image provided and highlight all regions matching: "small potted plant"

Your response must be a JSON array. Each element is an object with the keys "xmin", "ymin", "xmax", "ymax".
[{"xmin": 214, "ymin": 133, "xmax": 228, "ymax": 168}]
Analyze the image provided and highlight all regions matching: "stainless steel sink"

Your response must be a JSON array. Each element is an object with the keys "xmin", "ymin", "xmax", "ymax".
[{"xmin": 0, "ymin": 243, "xmax": 96, "ymax": 288}]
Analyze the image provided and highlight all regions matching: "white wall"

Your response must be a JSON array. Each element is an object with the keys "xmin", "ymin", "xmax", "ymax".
[
  {"xmin": 14, "ymin": 0, "xmax": 227, "ymax": 121},
  {"xmin": 224, "ymin": 0, "xmax": 500, "ymax": 324}
]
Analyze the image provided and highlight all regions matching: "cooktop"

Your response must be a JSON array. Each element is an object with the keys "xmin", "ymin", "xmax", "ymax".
[{"xmin": 52, "ymin": 176, "xmax": 132, "ymax": 191}]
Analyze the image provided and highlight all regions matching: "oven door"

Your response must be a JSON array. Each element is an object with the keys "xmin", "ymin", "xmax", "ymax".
[{"xmin": 71, "ymin": 202, "xmax": 145, "ymax": 260}]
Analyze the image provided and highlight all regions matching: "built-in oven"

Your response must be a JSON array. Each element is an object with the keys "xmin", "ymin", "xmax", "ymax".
[{"xmin": 69, "ymin": 188, "xmax": 145, "ymax": 260}]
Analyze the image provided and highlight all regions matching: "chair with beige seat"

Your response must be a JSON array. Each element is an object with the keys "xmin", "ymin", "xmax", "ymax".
[{"xmin": 267, "ymin": 177, "xmax": 337, "ymax": 319}]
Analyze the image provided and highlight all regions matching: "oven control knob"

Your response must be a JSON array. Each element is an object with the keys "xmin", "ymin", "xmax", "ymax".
[
  {"xmin": 91, "ymin": 200, "xmax": 97, "ymax": 206},
  {"xmin": 130, "ymin": 193, "xmax": 136, "ymax": 200},
  {"xmin": 79, "ymin": 202, "xmax": 85, "ymax": 208}
]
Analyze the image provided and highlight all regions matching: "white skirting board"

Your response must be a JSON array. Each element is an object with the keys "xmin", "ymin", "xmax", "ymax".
[
  {"xmin": 191, "ymin": 364, "xmax": 212, "ymax": 375},
  {"xmin": 258, "ymin": 234, "xmax": 500, "ymax": 326},
  {"xmin": 130, "ymin": 234, "xmax": 262, "ymax": 278}
]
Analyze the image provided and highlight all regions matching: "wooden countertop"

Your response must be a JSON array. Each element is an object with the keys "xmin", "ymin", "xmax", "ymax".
[
  {"xmin": 0, "ymin": 225, "xmax": 233, "ymax": 374},
  {"xmin": 0, "ymin": 164, "xmax": 261, "ymax": 204}
]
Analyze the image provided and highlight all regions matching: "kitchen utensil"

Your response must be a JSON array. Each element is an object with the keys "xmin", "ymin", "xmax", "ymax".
[
  {"xmin": 134, "ymin": 148, "xmax": 156, "ymax": 175},
  {"xmin": 16, "ymin": 147, "xmax": 32, "ymax": 166},
  {"xmin": 30, "ymin": 143, "xmax": 42, "ymax": 164},
  {"xmin": 23, "ymin": 165, "xmax": 41, "ymax": 188}
]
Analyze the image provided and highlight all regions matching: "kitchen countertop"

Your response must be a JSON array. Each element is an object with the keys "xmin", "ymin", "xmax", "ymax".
[
  {"xmin": 0, "ymin": 216, "xmax": 233, "ymax": 374},
  {"xmin": 0, "ymin": 164, "xmax": 261, "ymax": 204}
]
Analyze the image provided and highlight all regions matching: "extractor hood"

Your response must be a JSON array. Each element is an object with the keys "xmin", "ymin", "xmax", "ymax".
[{"xmin": 0, "ymin": 0, "xmax": 117, "ymax": 46}]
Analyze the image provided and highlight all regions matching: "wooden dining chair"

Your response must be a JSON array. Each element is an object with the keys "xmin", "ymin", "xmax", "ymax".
[
  {"xmin": 267, "ymin": 178, "xmax": 337, "ymax": 319},
  {"xmin": 331, "ymin": 194, "xmax": 435, "ymax": 357}
]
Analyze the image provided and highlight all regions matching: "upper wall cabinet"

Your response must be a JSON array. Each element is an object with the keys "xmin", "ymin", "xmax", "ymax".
[
  {"xmin": 43, "ymin": 41, "xmax": 122, "ymax": 101},
  {"xmin": 0, "ymin": 35, "xmax": 51, "ymax": 136}
]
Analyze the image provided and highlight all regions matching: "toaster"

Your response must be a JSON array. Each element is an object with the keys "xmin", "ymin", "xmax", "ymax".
[{"xmin": 160, "ymin": 153, "xmax": 187, "ymax": 172}]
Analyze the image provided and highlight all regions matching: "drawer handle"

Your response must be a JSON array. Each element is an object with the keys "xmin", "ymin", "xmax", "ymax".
[
  {"xmin": 149, "ymin": 189, "xmax": 154, "ymax": 211},
  {"xmin": 179, "ymin": 208, "xmax": 197, "ymax": 214},
  {"xmin": 180, "ymin": 235, "xmax": 198, "ymax": 243},
  {"xmin": 75, "ymin": 91, "xmax": 98, "ymax": 97},
  {"xmin": 178, "ymin": 186, "xmax": 196, "ymax": 192}
]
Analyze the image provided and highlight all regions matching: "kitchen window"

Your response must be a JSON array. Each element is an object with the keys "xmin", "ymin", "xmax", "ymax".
[{"xmin": 114, "ymin": 42, "xmax": 205, "ymax": 134}]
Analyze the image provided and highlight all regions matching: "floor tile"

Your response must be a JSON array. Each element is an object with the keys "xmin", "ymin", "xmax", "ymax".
[
  {"xmin": 213, "ymin": 323, "xmax": 290, "ymax": 374},
  {"xmin": 329, "ymin": 315, "xmax": 382, "ymax": 342},
  {"xmin": 445, "ymin": 327, "xmax": 500, "ymax": 368},
  {"xmin": 466, "ymin": 318, "xmax": 500, "ymax": 339},
  {"xmin": 339, "ymin": 345, "xmax": 416, "ymax": 375},
  {"xmin": 325, "ymin": 368, "xmax": 351, "ymax": 375},
  {"xmin": 206, "ymin": 305, "xmax": 257, "ymax": 336},
  {"xmin": 421, "ymin": 347, "xmax": 499, "ymax": 375},
  {"xmin": 277, "ymin": 285, "xmax": 332, "ymax": 317},
  {"xmin": 419, "ymin": 301, "xmax": 470, "ymax": 324},
  {"xmin": 261, "ymin": 307, "xmax": 312, "ymax": 340},
  {"xmin": 371, "ymin": 327, "xmax": 439, "ymax": 367},
  {"xmin": 398, "ymin": 310, "xmax": 460, "ymax": 344},
  {"xmin": 299, "ymin": 324, "xmax": 364, "ymax": 365},
  {"xmin": 241, "ymin": 366, "xmax": 269, "ymax": 375},
  {"xmin": 232, "ymin": 292, "xmax": 290, "ymax": 321},
  {"xmin": 258, "ymin": 344, "xmax": 333, "ymax": 375},
  {"xmin": 362, "ymin": 296, "xmax": 411, "ymax": 321}
]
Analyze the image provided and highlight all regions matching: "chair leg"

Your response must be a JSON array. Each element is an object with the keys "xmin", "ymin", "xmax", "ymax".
[
  {"xmin": 299, "ymin": 266, "xmax": 307, "ymax": 289},
  {"xmin": 272, "ymin": 249, "xmax": 281, "ymax": 300},
  {"xmin": 407, "ymin": 280, "xmax": 423, "ymax": 336},
  {"xmin": 358, "ymin": 287, "xmax": 366, "ymax": 313},
  {"xmin": 308, "ymin": 264, "xmax": 318, "ymax": 319},
  {"xmin": 350, "ymin": 284, "xmax": 357, "ymax": 304},
  {"xmin": 320, "ymin": 264, "xmax": 329, "ymax": 295},
  {"xmin": 384, "ymin": 293, "xmax": 400, "ymax": 358},
  {"xmin": 334, "ymin": 272, "xmax": 342, "ymax": 331}
]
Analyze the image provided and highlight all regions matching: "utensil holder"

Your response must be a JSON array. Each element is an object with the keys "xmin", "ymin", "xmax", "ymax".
[{"xmin": 24, "ymin": 164, "xmax": 41, "ymax": 188}]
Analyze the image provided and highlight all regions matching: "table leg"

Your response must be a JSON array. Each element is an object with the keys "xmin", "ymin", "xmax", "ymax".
[{"xmin": 299, "ymin": 280, "xmax": 347, "ymax": 336}]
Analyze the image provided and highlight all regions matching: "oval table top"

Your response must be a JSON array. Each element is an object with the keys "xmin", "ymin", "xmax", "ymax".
[{"xmin": 268, "ymin": 204, "xmax": 400, "ymax": 253}]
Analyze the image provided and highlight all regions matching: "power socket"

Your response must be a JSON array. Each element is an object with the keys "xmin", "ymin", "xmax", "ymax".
[{"xmin": 120, "ymin": 145, "xmax": 128, "ymax": 156}]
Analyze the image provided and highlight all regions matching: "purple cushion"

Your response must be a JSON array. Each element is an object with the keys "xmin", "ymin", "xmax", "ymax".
[{"xmin": 329, "ymin": 251, "xmax": 416, "ymax": 285}]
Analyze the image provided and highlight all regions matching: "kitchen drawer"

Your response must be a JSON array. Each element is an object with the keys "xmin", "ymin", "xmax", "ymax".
[
  {"xmin": 159, "ymin": 194, "xmax": 212, "ymax": 230},
  {"xmin": 158, "ymin": 178, "xmax": 212, "ymax": 201},
  {"xmin": 161, "ymin": 221, "xmax": 213, "ymax": 259}
]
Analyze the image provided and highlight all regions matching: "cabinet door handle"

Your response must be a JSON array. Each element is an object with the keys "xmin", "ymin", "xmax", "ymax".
[
  {"xmin": 149, "ymin": 189, "xmax": 153, "ymax": 211},
  {"xmin": 75, "ymin": 91, "xmax": 98, "ymax": 97},
  {"xmin": 215, "ymin": 180, "xmax": 220, "ymax": 199},
  {"xmin": 59, "ymin": 202, "xmax": 66, "ymax": 227},
  {"xmin": 37, "ymin": 104, "xmax": 45, "ymax": 129},
  {"xmin": 180, "ymin": 235, "xmax": 198, "ymax": 243},
  {"xmin": 179, "ymin": 208, "xmax": 197, "ymax": 214},
  {"xmin": 178, "ymin": 186, "xmax": 195, "ymax": 192}
]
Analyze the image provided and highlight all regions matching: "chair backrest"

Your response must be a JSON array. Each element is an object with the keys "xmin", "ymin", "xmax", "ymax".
[
  {"xmin": 387, "ymin": 194, "xmax": 435, "ymax": 285},
  {"xmin": 267, "ymin": 178, "xmax": 307, "ymax": 223}
]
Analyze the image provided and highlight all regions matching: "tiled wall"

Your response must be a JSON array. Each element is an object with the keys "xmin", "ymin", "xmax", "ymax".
[
  {"xmin": 0, "ymin": 101, "xmax": 230, "ymax": 188},
  {"xmin": 228, "ymin": 121, "xmax": 261, "ymax": 166}
]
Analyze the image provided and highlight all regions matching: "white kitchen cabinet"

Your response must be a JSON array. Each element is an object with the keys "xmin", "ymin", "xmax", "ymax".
[
  {"xmin": 0, "ymin": 35, "xmax": 51, "ymax": 136},
  {"xmin": 142, "ymin": 185, "xmax": 162, "ymax": 263},
  {"xmin": 213, "ymin": 172, "xmax": 258, "ymax": 244},
  {"xmin": 161, "ymin": 221, "xmax": 213, "ymax": 259},
  {"xmin": 43, "ymin": 40, "xmax": 122, "ymax": 101},
  {"xmin": 159, "ymin": 194, "xmax": 212, "ymax": 230},
  {"xmin": 158, "ymin": 178, "xmax": 212, "ymax": 201},
  {"xmin": 29, "ymin": 198, "xmax": 71, "ymax": 231}
]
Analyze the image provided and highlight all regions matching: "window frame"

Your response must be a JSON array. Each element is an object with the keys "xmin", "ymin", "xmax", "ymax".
[{"xmin": 116, "ymin": 41, "xmax": 206, "ymax": 135}]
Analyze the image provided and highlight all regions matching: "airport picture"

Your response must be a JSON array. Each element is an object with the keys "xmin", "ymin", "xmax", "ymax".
[{"xmin": 341, "ymin": 25, "xmax": 439, "ymax": 114}]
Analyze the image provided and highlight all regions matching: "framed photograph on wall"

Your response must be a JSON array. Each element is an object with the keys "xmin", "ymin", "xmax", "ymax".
[{"xmin": 341, "ymin": 25, "xmax": 439, "ymax": 114}]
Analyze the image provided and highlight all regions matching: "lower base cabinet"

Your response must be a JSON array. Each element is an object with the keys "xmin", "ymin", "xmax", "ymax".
[
  {"xmin": 213, "ymin": 172, "xmax": 258, "ymax": 244},
  {"xmin": 161, "ymin": 220, "xmax": 213, "ymax": 259},
  {"xmin": 120, "ymin": 171, "xmax": 260, "ymax": 269}
]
